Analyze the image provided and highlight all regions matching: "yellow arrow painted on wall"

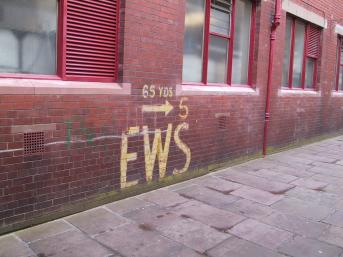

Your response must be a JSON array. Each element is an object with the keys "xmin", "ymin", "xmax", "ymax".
[{"xmin": 142, "ymin": 100, "xmax": 174, "ymax": 116}]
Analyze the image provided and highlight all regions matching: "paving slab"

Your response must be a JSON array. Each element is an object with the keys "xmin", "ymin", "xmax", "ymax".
[
  {"xmin": 288, "ymin": 153, "xmax": 338, "ymax": 164},
  {"xmin": 266, "ymin": 155, "xmax": 314, "ymax": 170},
  {"xmin": 218, "ymin": 170, "xmax": 294, "ymax": 194},
  {"xmin": 262, "ymin": 212, "xmax": 329, "ymax": 238},
  {"xmin": 248, "ymin": 169, "xmax": 298, "ymax": 183},
  {"xmin": 206, "ymin": 236, "xmax": 287, "ymax": 257},
  {"xmin": 106, "ymin": 196, "xmax": 154, "ymax": 215},
  {"xmin": 271, "ymin": 197, "xmax": 334, "ymax": 221},
  {"xmin": 312, "ymin": 162, "xmax": 343, "ymax": 172},
  {"xmin": 240, "ymin": 159, "xmax": 280, "ymax": 170},
  {"xmin": 193, "ymin": 175, "xmax": 241, "ymax": 193},
  {"xmin": 320, "ymin": 226, "xmax": 343, "ymax": 248},
  {"xmin": 224, "ymin": 198, "xmax": 275, "ymax": 219},
  {"xmin": 231, "ymin": 186, "xmax": 284, "ymax": 205},
  {"xmin": 123, "ymin": 204, "xmax": 182, "ymax": 230},
  {"xmin": 173, "ymin": 248, "xmax": 206, "ymax": 257},
  {"xmin": 268, "ymin": 165, "xmax": 314, "ymax": 178},
  {"xmin": 334, "ymin": 200, "xmax": 343, "ymax": 211},
  {"xmin": 66, "ymin": 207, "xmax": 127, "ymax": 236},
  {"xmin": 309, "ymin": 167, "xmax": 343, "ymax": 178},
  {"xmin": 311, "ymin": 174, "xmax": 343, "ymax": 186},
  {"xmin": 315, "ymin": 150, "xmax": 343, "ymax": 159},
  {"xmin": 291, "ymin": 177, "xmax": 328, "ymax": 190},
  {"xmin": 285, "ymin": 187, "xmax": 340, "ymax": 208},
  {"xmin": 228, "ymin": 219, "xmax": 293, "ymax": 250},
  {"xmin": 170, "ymin": 200, "xmax": 246, "ymax": 230},
  {"xmin": 125, "ymin": 204, "xmax": 231, "ymax": 253},
  {"xmin": 95, "ymin": 223, "xmax": 185, "ymax": 257},
  {"xmin": 323, "ymin": 211, "xmax": 343, "ymax": 227},
  {"xmin": 325, "ymin": 185, "xmax": 343, "ymax": 197},
  {"xmin": 138, "ymin": 189, "xmax": 189, "ymax": 208},
  {"xmin": 278, "ymin": 236, "xmax": 343, "ymax": 257},
  {"xmin": 268, "ymin": 154, "xmax": 314, "ymax": 165},
  {"xmin": 175, "ymin": 185, "xmax": 241, "ymax": 210},
  {"xmin": 16, "ymin": 220, "xmax": 73, "ymax": 243},
  {"xmin": 309, "ymin": 163, "xmax": 343, "ymax": 178},
  {"xmin": 167, "ymin": 180, "xmax": 196, "ymax": 191},
  {"xmin": 0, "ymin": 235, "xmax": 35, "ymax": 257},
  {"xmin": 30, "ymin": 230, "xmax": 113, "ymax": 257},
  {"xmin": 157, "ymin": 217, "xmax": 230, "ymax": 253}
]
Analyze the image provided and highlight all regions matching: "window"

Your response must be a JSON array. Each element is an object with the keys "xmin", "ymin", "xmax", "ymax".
[
  {"xmin": 0, "ymin": 0, "xmax": 120, "ymax": 82},
  {"xmin": 182, "ymin": 0, "xmax": 255, "ymax": 86},
  {"xmin": 282, "ymin": 16, "xmax": 321, "ymax": 89},
  {"xmin": 0, "ymin": 0, "xmax": 57, "ymax": 75},
  {"xmin": 336, "ymin": 37, "xmax": 343, "ymax": 91}
]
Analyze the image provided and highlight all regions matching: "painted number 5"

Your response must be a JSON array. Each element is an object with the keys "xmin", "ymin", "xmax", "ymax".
[{"xmin": 179, "ymin": 97, "xmax": 189, "ymax": 120}]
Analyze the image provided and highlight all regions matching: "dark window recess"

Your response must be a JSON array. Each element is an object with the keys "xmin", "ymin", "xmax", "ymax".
[
  {"xmin": 211, "ymin": 0, "xmax": 232, "ymax": 13},
  {"xmin": 24, "ymin": 132, "xmax": 45, "ymax": 154}
]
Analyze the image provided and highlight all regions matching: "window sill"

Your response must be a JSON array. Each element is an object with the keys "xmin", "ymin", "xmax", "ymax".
[
  {"xmin": 332, "ymin": 91, "xmax": 343, "ymax": 97},
  {"xmin": 176, "ymin": 84, "xmax": 259, "ymax": 96},
  {"xmin": 0, "ymin": 79, "xmax": 131, "ymax": 95},
  {"xmin": 278, "ymin": 88, "xmax": 321, "ymax": 97}
]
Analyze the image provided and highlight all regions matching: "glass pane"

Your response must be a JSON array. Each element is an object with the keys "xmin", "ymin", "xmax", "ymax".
[
  {"xmin": 210, "ymin": 0, "xmax": 231, "ymax": 36},
  {"xmin": 292, "ymin": 20, "xmax": 306, "ymax": 88},
  {"xmin": 282, "ymin": 17, "xmax": 292, "ymax": 86},
  {"xmin": 0, "ymin": 0, "xmax": 57, "ymax": 75},
  {"xmin": 232, "ymin": 0, "xmax": 252, "ymax": 84},
  {"xmin": 182, "ymin": 0, "xmax": 205, "ymax": 82},
  {"xmin": 207, "ymin": 35, "xmax": 228, "ymax": 83},
  {"xmin": 305, "ymin": 58, "xmax": 315, "ymax": 88},
  {"xmin": 339, "ymin": 67, "xmax": 343, "ymax": 91}
]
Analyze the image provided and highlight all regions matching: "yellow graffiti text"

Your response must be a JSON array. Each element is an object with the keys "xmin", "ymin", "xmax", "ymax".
[
  {"xmin": 173, "ymin": 122, "xmax": 191, "ymax": 175},
  {"xmin": 120, "ymin": 126, "xmax": 139, "ymax": 189},
  {"xmin": 179, "ymin": 97, "xmax": 189, "ymax": 120},
  {"xmin": 143, "ymin": 85, "xmax": 173, "ymax": 98},
  {"xmin": 142, "ymin": 100, "xmax": 174, "ymax": 116},
  {"xmin": 143, "ymin": 124, "xmax": 173, "ymax": 181}
]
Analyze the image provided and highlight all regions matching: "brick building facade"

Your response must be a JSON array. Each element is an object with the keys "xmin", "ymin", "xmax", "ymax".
[{"xmin": 0, "ymin": 0, "xmax": 343, "ymax": 234}]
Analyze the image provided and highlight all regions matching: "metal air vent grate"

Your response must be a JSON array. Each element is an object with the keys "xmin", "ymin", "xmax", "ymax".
[
  {"xmin": 24, "ymin": 132, "xmax": 45, "ymax": 154},
  {"xmin": 218, "ymin": 116, "xmax": 228, "ymax": 130}
]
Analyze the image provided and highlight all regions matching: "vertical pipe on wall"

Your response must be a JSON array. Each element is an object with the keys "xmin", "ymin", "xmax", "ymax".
[{"xmin": 263, "ymin": 0, "xmax": 282, "ymax": 156}]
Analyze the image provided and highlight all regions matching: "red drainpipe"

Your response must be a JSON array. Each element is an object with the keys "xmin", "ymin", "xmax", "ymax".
[{"xmin": 263, "ymin": 0, "xmax": 282, "ymax": 156}]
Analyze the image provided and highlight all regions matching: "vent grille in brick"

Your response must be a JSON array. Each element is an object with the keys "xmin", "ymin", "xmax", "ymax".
[
  {"xmin": 218, "ymin": 116, "xmax": 228, "ymax": 130},
  {"xmin": 24, "ymin": 132, "xmax": 45, "ymax": 154}
]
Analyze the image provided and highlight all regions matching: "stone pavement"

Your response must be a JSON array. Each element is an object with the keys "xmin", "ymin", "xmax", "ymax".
[{"xmin": 1, "ymin": 136, "xmax": 343, "ymax": 257}]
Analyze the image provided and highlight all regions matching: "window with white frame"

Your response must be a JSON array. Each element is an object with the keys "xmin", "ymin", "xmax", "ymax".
[{"xmin": 182, "ymin": 0, "xmax": 255, "ymax": 86}]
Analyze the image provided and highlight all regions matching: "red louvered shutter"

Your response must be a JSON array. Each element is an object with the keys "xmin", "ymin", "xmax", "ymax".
[
  {"xmin": 306, "ymin": 25, "xmax": 321, "ymax": 59},
  {"xmin": 62, "ymin": 0, "xmax": 120, "ymax": 82}
]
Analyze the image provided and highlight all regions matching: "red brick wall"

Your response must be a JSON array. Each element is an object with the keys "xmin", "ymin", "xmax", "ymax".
[
  {"xmin": 1, "ymin": 0, "xmax": 343, "ymax": 233},
  {"xmin": 268, "ymin": 0, "xmax": 343, "ymax": 147}
]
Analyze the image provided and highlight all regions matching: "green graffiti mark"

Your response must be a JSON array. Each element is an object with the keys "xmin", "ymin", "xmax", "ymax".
[
  {"xmin": 81, "ymin": 127, "xmax": 96, "ymax": 146},
  {"xmin": 65, "ymin": 117, "xmax": 96, "ymax": 147}
]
